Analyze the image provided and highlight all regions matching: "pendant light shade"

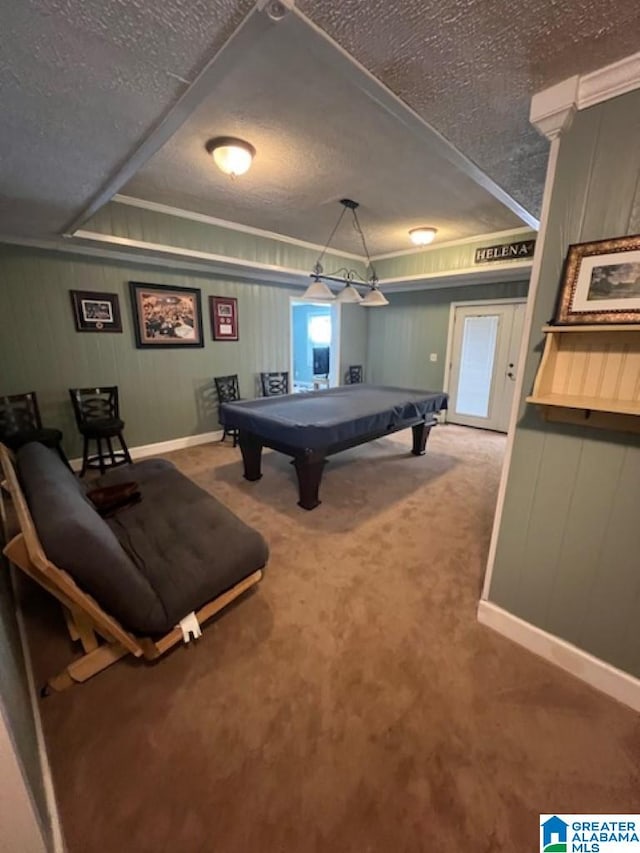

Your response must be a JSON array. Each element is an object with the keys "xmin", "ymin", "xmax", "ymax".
[
  {"xmin": 336, "ymin": 282, "xmax": 363, "ymax": 303},
  {"xmin": 302, "ymin": 277, "xmax": 336, "ymax": 300},
  {"xmin": 360, "ymin": 286, "xmax": 389, "ymax": 307}
]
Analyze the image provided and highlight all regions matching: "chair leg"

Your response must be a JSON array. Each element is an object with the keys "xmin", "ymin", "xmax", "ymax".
[
  {"xmin": 118, "ymin": 431, "xmax": 132, "ymax": 464},
  {"xmin": 80, "ymin": 436, "xmax": 90, "ymax": 477},
  {"xmin": 96, "ymin": 437, "xmax": 106, "ymax": 475},
  {"xmin": 106, "ymin": 436, "xmax": 117, "ymax": 467},
  {"xmin": 233, "ymin": 430, "xmax": 238, "ymax": 448}
]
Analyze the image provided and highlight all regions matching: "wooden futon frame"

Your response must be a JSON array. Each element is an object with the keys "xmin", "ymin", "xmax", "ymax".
[{"xmin": 0, "ymin": 443, "xmax": 262, "ymax": 694}]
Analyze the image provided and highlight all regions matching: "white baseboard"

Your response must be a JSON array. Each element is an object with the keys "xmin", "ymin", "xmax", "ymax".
[
  {"xmin": 12, "ymin": 569, "xmax": 66, "ymax": 852},
  {"xmin": 477, "ymin": 600, "xmax": 640, "ymax": 713},
  {"xmin": 69, "ymin": 429, "xmax": 223, "ymax": 471}
]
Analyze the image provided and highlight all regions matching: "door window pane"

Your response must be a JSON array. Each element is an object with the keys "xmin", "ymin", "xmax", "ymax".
[{"xmin": 455, "ymin": 315, "xmax": 499, "ymax": 418}]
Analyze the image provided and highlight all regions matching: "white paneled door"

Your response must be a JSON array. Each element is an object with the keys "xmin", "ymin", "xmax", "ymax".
[{"xmin": 448, "ymin": 301, "xmax": 525, "ymax": 432}]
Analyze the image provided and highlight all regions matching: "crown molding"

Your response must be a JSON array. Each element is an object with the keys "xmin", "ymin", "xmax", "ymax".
[
  {"xmin": 579, "ymin": 50, "xmax": 640, "ymax": 110},
  {"xmin": 530, "ymin": 76, "xmax": 579, "ymax": 140},
  {"xmin": 370, "ymin": 226, "xmax": 537, "ymax": 262},
  {"xmin": 531, "ymin": 50, "xmax": 640, "ymax": 140},
  {"xmin": 0, "ymin": 232, "xmax": 532, "ymax": 295},
  {"xmin": 111, "ymin": 195, "xmax": 365, "ymax": 262},
  {"xmin": 380, "ymin": 259, "xmax": 532, "ymax": 290}
]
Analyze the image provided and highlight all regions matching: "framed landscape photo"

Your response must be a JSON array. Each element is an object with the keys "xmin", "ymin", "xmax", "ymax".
[
  {"xmin": 555, "ymin": 234, "xmax": 640, "ymax": 324},
  {"xmin": 129, "ymin": 282, "xmax": 204, "ymax": 348},
  {"xmin": 210, "ymin": 296, "xmax": 239, "ymax": 341},
  {"xmin": 70, "ymin": 290, "xmax": 122, "ymax": 333}
]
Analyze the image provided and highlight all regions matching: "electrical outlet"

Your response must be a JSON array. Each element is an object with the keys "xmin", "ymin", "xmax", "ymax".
[{"xmin": 430, "ymin": 353, "xmax": 438, "ymax": 362}]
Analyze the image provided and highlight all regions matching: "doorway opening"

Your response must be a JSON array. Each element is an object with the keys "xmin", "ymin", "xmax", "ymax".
[
  {"xmin": 444, "ymin": 298, "xmax": 526, "ymax": 432},
  {"xmin": 290, "ymin": 299, "xmax": 341, "ymax": 392}
]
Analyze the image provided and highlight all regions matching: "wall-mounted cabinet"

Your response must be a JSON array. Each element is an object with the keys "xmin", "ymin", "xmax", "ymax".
[{"xmin": 527, "ymin": 324, "xmax": 640, "ymax": 433}]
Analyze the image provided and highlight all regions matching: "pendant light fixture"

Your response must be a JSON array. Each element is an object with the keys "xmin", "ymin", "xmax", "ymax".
[{"xmin": 302, "ymin": 199, "xmax": 388, "ymax": 307}]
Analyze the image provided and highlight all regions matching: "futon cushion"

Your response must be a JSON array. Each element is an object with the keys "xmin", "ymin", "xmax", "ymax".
[
  {"xmin": 17, "ymin": 444, "xmax": 268, "ymax": 636},
  {"xmin": 101, "ymin": 463, "xmax": 269, "ymax": 632},
  {"xmin": 17, "ymin": 443, "xmax": 167, "ymax": 633}
]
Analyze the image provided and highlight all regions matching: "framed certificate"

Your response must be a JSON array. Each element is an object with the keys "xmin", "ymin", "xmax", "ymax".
[{"xmin": 210, "ymin": 296, "xmax": 239, "ymax": 341}]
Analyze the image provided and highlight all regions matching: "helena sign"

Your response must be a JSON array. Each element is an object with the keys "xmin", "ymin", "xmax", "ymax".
[{"xmin": 474, "ymin": 239, "xmax": 536, "ymax": 264}]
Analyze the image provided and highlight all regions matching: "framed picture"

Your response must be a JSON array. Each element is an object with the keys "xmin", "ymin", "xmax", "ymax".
[
  {"xmin": 70, "ymin": 290, "xmax": 122, "ymax": 333},
  {"xmin": 555, "ymin": 234, "xmax": 640, "ymax": 324},
  {"xmin": 210, "ymin": 296, "xmax": 239, "ymax": 341},
  {"xmin": 129, "ymin": 282, "xmax": 204, "ymax": 348}
]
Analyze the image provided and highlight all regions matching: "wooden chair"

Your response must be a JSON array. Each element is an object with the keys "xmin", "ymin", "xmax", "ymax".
[
  {"xmin": 69, "ymin": 386, "xmax": 132, "ymax": 476},
  {"xmin": 0, "ymin": 392, "xmax": 69, "ymax": 466},
  {"xmin": 260, "ymin": 371, "xmax": 289, "ymax": 397},
  {"xmin": 0, "ymin": 443, "xmax": 263, "ymax": 694},
  {"xmin": 214, "ymin": 374, "xmax": 241, "ymax": 447},
  {"xmin": 348, "ymin": 365, "xmax": 364, "ymax": 384}
]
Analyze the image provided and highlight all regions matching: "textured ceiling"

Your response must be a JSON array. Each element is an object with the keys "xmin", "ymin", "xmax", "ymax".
[
  {"xmin": 0, "ymin": 0, "xmax": 253, "ymax": 237},
  {"xmin": 1, "ymin": 0, "xmax": 639, "ymax": 244},
  {"xmin": 121, "ymin": 12, "xmax": 524, "ymax": 256},
  {"xmin": 298, "ymin": 0, "xmax": 640, "ymax": 218}
]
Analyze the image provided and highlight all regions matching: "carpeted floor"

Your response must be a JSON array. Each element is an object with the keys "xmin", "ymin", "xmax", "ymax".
[{"xmin": 22, "ymin": 424, "xmax": 640, "ymax": 852}]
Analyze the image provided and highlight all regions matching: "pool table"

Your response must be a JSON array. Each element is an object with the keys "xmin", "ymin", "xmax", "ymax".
[{"xmin": 220, "ymin": 385, "xmax": 448, "ymax": 510}]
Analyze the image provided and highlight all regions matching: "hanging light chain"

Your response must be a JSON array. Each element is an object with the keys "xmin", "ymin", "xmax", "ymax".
[
  {"xmin": 351, "ymin": 207, "xmax": 378, "ymax": 285},
  {"xmin": 313, "ymin": 205, "xmax": 349, "ymax": 275}
]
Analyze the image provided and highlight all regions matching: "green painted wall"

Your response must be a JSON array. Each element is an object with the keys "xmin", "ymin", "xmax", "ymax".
[
  {"xmin": 0, "ymin": 246, "xmax": 368, "ymax": 458},
  {"xmin": 86, "ymin": 202, "xmax": 367, "ymax": 278},
  {"xmin": 374, "ymin": 230, "xmax": 537, "ymax": 281},
  {"xmin": 367, "ymin": 280, "xmax": 528, "ymax": 389},
  {"xmin": 488, "ymin": 89, "xmax": 640, "ymax": 677}
]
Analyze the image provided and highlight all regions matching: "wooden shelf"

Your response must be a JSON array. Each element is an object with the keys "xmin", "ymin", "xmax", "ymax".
[
  {"xmin": 528, "ymin": 324, "xmax": 640, "ymax": 432},
  {"xmin": 527, "ymin": 393, "xmax": 640, "ymax": 416},
  {"xmin": 541, "ymin": 323, "xmax": 640, "ymax": 333}
]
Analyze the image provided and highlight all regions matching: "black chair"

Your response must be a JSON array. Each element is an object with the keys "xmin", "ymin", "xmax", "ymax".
[
  {"xmin": 348, "ymin": 365, "xmax": 364, "ymax": 384},
  {"xmin": 69, "ymin": 386, "xmax": 132, "ymax": 477},
  {"xmin": 214, "ymin": 374, "xmax": 241, "ymax": 447},
  {"xmin": 260, "ymin": 372, "xmax": 289, "ymax": 397},
  {"xmin": 0, "ymin": 392, "xmax": 69, "ymax": 466}
]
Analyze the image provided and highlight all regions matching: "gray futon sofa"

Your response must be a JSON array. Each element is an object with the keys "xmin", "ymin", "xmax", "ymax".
[{"xmin": 16, "ymin": 441, "xmax": 269, "ymax": 635}]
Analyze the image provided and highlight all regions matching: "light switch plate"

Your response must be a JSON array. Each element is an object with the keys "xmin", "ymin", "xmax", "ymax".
[{"xmin": 430, "ymin": 353, "xmax": 438, "ymax": 362}]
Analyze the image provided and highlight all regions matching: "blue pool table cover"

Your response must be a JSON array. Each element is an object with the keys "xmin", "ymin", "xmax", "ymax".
[{"xmin": 220, "ymin": 385, "xmax": 448, "ymax": 449}]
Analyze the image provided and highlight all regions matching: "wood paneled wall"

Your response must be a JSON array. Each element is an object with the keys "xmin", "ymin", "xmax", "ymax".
[
  {"xmin": 0, "ymin": 246, "xmax": 368, "ymax": 457},
  {"xmin": 488, "ymin": 89, "xmax": 640, "ymax": 677}
]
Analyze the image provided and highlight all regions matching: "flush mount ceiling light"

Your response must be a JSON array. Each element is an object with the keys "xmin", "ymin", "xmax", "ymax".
[
  {"xmin": 302, "ymin": 199, "xmax": 388, "ymax": 307},
  {"xmin": 409, "ymin": 226, "xmax": 438, "ymax": 246},
  {"xmin": 206, "ymin": 137, "xmax": 256, "ymax": 177}
]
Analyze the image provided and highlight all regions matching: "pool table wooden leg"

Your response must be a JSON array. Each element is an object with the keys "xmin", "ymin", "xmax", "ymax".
[
  {"xmin": 411, "ymin": 420, "xmax": 433, "ymax": 455},
  {"xmin": 294, "ymin": 453, "xmax": 326, "ymax": 510},
  {"xmin": 239, "ymin": 431, "xmax": 263, "ymax": 481}
]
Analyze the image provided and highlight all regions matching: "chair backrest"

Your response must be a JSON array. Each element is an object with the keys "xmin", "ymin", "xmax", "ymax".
[
  {"xmin": 348, "ymin": 365, "xmax": 363, "ymax": 384},
  {"xmin": 69, "ymin": 386, "xmax": 119, "ymax": 426},
  {"xmin": 0, "ymin": 392, "xmax": 42, "ymax": 438},
  {"xmin": 260, "ymin": 372, "xmax": 289, "ymax": 397},
  {"xmin": 214, "ymin": 374, "xmax": 241, "ymax": 404}
]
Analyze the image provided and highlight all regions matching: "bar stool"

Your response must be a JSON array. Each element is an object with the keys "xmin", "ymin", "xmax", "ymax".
[
  {"xmin": 214, "ymin": 374, "xmax": 241, "ymax": 447},
  {"xmin": 0, "ymin": 391, "xmax": 70, "ymax": 466},
  {"xmin": 69, "ymin": 386, "xmax": 132, "ymax": 476},
  {"xmin": 260, "ymin": 371, "xmax": 289, "ymax": 397}
]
